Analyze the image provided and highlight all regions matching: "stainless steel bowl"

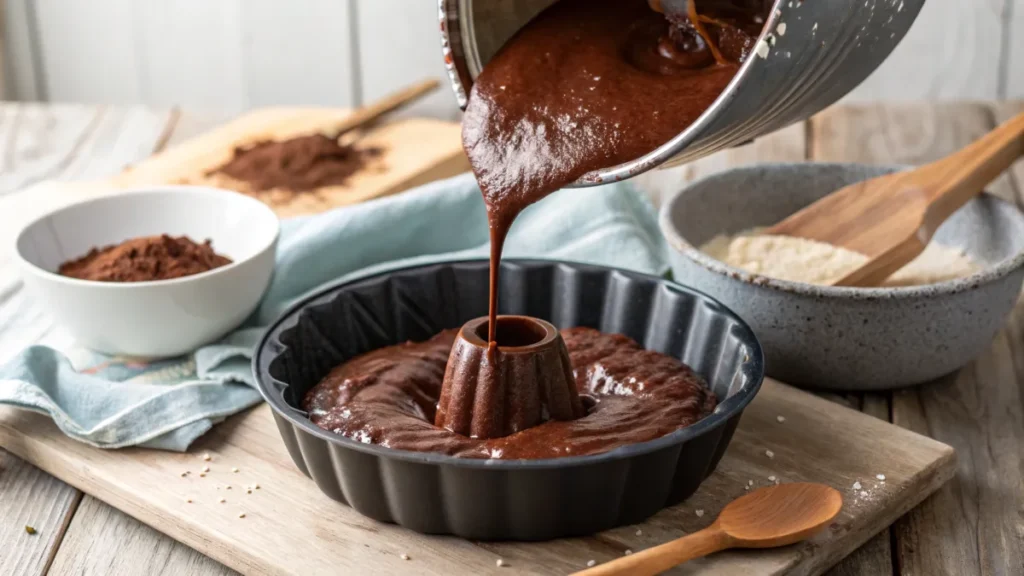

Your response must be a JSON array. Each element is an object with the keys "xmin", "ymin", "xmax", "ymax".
[{"xmin": 439, "ymin": 0, "xmax": 926, "ymax": 186}]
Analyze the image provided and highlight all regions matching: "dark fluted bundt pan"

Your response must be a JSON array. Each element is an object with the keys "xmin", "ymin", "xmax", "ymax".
[{"xmin": 254, "ymin": 259, "xmax": 764, "ymax": 540}]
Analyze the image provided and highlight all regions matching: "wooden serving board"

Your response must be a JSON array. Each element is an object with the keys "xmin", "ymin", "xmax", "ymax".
[
  {"xmin": 0, "ymin": 379, "xmax": 954, "ymax": 576},
  {"xmin": 111, "ymin": 107, "xmax": 470, "ymax": 218}
]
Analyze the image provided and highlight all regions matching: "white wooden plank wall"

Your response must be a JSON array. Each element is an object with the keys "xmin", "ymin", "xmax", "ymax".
[
  {"xmin": 1, "ymin": 0, "xmax": 1021, "ymax": 116},
  {"xmin": 847, "ymin": 0, "xmax": 1014, "ymax": 101},
  {"xmin": 1009, "ymin": 0, "xmax": 1024, "ymax": 97},
  {"xmin": 355, "ymin": 0, "xmax": 460, "ymax": 119},
  {"xmin": 2, "ymin": 0, "xmax": 43, "ymax": 101}
]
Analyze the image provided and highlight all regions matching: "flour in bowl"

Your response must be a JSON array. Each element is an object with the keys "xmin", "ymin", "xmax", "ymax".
[{"xmin": 700, "ymin": 228, "xmax": 981, "ymax": 286}]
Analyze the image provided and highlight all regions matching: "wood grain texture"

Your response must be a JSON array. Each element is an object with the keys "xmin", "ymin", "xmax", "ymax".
[
  {"xmin": 811, "ymin": 101, "xmax": 1024, "ymax": 576},
  {"xmin": 777, "ymin": 110, "xmax": 1024, "ymax": 286},
  {"xmin": 0, "ymin": 104, "xmax": 461, "ymax": 575},
  {"xmin": 0, "ymin": 103, "xmax": 175, "ymax": 576},
  {"xmin": 650, "ymin": 117, "xmax": 901, "ymax": 576},
  {"xmin": 159, "ymin": 110, "xmax": 238, "ymax": 151},
  {"xmin": 813, "ymin": 102, "xmax": 1022, "ymax": 206},
  {"xmin": 823, "ymin": 394, "xmax": 894, "ymax": 576},
  {"xmin": 0, "ymin": 105, "xmax": 99, "ymax": 195},
  {"xmin": 112, "ymin": 107, "xmax": 469, "ymax": 218},
  {"xmin": 576, "ymin": 484, "xmax": 844, "ymax": 576},
  {"xmin": 0, "ymin": 449, "xmax": 80, "ymax": 576},
  {"xmin": 48, "ymin": 495, "xmax": 237, "ymax": 576},
  {"xmin": 0, "ymin": 104, "xmax": 174, "ymax": 196},
  {"xmin": 0, "ymin": 379, "xmax": 955, "ymax": 576},
  {"xmin": 824, "ymin": 531, "xmax": 892, "ymax": 576},
  {"xmin": 637, "ymin": 116, "xmax": 902, "ymax": 576},
  {"xmin": 31, "ymin": 107, "xmax": 240, "ymax": 576},
  {"xmin": 891, "ymin": 342, "xmax": 1024, "ymax": 576},
  {"xmin": 1, "ymin": 102, "xmax": 1018, "ymax": 574}
]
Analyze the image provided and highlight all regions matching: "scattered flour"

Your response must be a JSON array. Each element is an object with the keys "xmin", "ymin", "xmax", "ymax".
[{"xmin": 700, "ymin": 228, "xmax": 981, "ymax": 286}]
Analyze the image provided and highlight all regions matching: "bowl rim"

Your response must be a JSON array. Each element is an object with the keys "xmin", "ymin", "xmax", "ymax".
[
  {"xmin": 13, "ymin": 185, "xmax": 281, "ymax": 289},
  {"xmin": 658, "ymin": 162, "xmax": 1024, "ymax": 299},
  {"xmin": 253, "ymin": 257, "xmax": 765, "ymax": 470}
]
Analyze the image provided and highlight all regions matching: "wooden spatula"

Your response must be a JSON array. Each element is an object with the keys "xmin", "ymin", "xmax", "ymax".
[
  {"xmin": 572, "ymin": 483, "xmax": 843, "ymax": 576},
  {"xmin": 767, "ymin": 111, "xmax": 1024, "ymax": 287}
]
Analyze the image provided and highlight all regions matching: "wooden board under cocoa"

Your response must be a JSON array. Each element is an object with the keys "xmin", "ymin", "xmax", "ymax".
[
  {"xmin": 0, "ymin": 379, "xmax": 955, "ymax": 576},
  {"xmin": 113, "ymin": 107, "xmax": 469, "ymax": 218}
]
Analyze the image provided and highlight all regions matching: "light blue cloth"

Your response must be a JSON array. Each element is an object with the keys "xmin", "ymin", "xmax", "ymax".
[{"xmin": 0, "ymin": 173, "xmax": 667, "ymax": 451}]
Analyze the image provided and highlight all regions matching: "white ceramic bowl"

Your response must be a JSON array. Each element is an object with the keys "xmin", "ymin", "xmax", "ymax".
[{"xmin": 14, "ymin": 186, "xmax": 279, "ymax": 358}]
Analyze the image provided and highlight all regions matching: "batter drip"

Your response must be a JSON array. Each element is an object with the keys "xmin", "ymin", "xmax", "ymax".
[{"xmin": 466, "ymin": 0, "xmax": 770, "ymax": 341}]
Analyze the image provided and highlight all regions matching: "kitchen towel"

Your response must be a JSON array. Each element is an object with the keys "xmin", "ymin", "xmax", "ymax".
[{"xmin": 0, "ymin": 173, "xmax": 667, "ymax": 451}]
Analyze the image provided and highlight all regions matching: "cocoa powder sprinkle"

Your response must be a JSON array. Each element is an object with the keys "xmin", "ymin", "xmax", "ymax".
[
  {"xmin": 58, "ymin": 235, "xmax": 231, "ymax": 283},
  {"xmin": 211, "ymin": 134, "xmax": 381, "ymax": 193}
]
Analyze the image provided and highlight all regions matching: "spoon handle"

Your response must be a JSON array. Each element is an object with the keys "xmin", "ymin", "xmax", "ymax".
[
  {"xmin": 326, "ymin": 78, "xmax": 439, "ymax": 139},
  {"xmin": 571, "ymin": 523, "xmax": 733, "ymax": 576},
  {"xmin": 919, "ymin": 111, "xmax": 1024, "ymax": 231}
]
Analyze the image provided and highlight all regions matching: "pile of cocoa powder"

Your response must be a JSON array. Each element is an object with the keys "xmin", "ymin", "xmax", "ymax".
[
  {"xmin": 58, "ymin": 235, "xmax": 232, "ymax": 282},
  {"xmin": 210, "ymin": 134, "xmax": 381, "ymax": 193}
]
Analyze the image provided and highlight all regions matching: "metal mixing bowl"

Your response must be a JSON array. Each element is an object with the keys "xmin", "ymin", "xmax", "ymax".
[{"xmin": 439, "ymin": 0, "xmax": 926, "ymax": 186}]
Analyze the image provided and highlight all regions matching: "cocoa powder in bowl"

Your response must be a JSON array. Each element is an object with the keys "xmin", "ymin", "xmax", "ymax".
[
  {"xmin": 210, "ymin": 134, "xmax": 382, "ymax": 193},
  {"xmin": 58, "ymin": 235, "xmax": 232, "ymax": 283}
]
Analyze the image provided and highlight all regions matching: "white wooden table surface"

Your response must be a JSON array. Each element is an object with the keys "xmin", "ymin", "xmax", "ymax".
[{"xmin": 0, "ymin": 101, "xmax": 1022, "ymax": 575}]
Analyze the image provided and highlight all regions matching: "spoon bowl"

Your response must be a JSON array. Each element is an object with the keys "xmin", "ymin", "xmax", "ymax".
[{"xmin": 717, "ymin": 482, "xmax": 843, "ymax": 547}]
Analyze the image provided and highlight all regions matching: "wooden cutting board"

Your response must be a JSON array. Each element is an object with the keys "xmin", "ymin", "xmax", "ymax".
[
  {"xmin": 0, "ymin": 108, "xmax": 468, "ymax": 248},
  {"xmin": 0, "ymin": 379, "xmax": 954, "ymax": 576},
  {"xmin": 110, "ymin": 107, "xmax": 470, "ymax": 218}
]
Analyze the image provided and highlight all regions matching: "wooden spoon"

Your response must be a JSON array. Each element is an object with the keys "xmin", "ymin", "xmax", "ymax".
[
  {"xmin": 767, "ymin": 111, "xmax": 1024, "ymax": 287},
  {"xmin": 572, "ymin": 483, "xmax": 842, "ymax": 576}
]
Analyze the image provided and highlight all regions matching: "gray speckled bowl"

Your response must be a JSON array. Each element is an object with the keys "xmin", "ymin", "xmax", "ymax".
[{"xmin": 659, "ymin": 163, "xmax": 1024, "ymax": 390}]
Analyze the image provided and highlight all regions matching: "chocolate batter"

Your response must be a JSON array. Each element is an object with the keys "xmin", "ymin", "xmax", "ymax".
[
  {"xmin": 303, "ymin": 0, "xmax": 763, "ymax": 458},
  {"xmin": 463, "ymin": 0, "xmax": 770, "ymax": 339},
  {"xmin": 305, "ymin": 327, "xmax": 717, "ymax": 459}
]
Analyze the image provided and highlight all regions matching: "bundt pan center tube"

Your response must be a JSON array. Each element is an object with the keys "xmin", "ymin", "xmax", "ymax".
[
  {"xmin": 254, "ymin": 259, "xmax": 764, "ymax": 540},
  {"xmin": 437, "ymin": 315, "xmax": 584, "ymax": 439}
]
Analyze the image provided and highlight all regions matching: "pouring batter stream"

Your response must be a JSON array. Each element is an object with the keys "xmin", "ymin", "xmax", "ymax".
[{"xmin": 463, "ymin": 0, "xmax": 769, "ymax": 341}]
